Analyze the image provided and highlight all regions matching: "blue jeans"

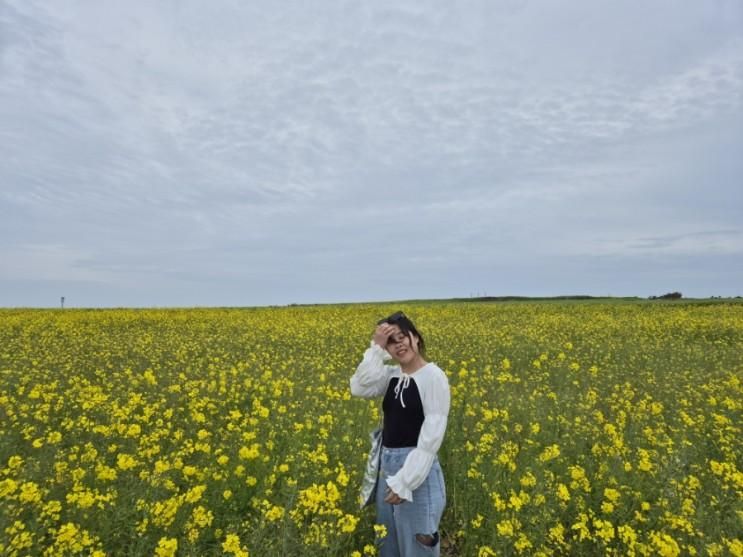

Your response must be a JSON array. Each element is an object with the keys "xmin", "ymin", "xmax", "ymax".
[{"xmin": 376, "ymin": 446, "xmax": 446, "ymax": 557}]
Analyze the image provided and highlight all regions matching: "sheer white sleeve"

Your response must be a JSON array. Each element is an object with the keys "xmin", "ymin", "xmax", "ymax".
[
  {"xmin": 350, "ymin": 341, "xmax": 396, "ymax": 399},
  {"xmin": 385, "ymin": 367, "xmax": 450, "ymax": 502}
]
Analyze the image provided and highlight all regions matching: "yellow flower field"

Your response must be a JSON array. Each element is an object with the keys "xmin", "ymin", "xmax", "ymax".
[{"xmin": 1, "ymin": 302, "xmax": 741, "ymax": 556}]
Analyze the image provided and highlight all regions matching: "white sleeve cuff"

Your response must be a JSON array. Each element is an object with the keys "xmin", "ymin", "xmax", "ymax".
[
  {"xmin": 385, "ymin": 473, "xmax": 414, "ymax": 503},
  {"xmin": 384, "ymin": 448, "xmax": 436, "ymax": 503}
]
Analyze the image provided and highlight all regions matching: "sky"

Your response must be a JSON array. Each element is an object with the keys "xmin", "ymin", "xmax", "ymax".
[{"xmin": 1, "ymin": 0, "xmax": 742, "ymax": 307}]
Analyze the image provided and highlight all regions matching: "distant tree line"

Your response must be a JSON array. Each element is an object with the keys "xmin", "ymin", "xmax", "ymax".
[{"xmin": 648, "ymin": 292, "xmax": 682, "ymax": 300}]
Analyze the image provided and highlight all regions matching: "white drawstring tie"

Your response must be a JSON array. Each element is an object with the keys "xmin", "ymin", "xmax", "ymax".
[{"xmin": 394, "ymin": 374, "xmax": 411, "ymax": 408}]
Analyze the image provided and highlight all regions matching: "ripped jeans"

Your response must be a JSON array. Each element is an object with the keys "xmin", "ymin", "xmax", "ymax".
[{"xmin": 376, "ymin": 446, "xmax": 446, "ymax": 557}]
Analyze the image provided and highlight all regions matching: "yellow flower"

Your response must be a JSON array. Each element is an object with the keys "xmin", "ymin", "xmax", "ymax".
[
  {"xmin": 728, "ymin": 538, "xmax": 743, "ymax": 557},
  {"xmin": 373, "ymin": 523, "xmax": 388, "ymax": 539},
  {"xmin": 154, "ymin": 459, "xmax": 171, "ymax": 474},
  {"xmin": 650, "ymin": 531, "xmax": 681, "ymax": 557},
  {"xmin": 571, "ymin": 513, "xmax": 591, "ymax": 542},
  {"xmin": 638, "ymin": 449, "xmax": 653, "ymax": 472},
  {"xmin": 593, "ymin": 518, "xmax": 615, "ymax": 543},
  {"xmin": 52, "ymin": 522, "xmax": 95, "ymax": 552},
  {"xmin": 18, "ymin": 482, "xmax": 41, "ymax": 504},
  {"xmin": 471, "ymin": 513, "xmax": 484, "ymax": 528},
  {"xmin": 67, "ymin": 489, "xmax": 96, "ymax": 509},
  {"xmin": 0, "ymin": 478, "xmax": 18, "ymax": 498},
  {"xmin": 56, "ymin": 523, "xmax": 79, "ymax": 544},
  {"xmin": 337, "ymin": 513, "xmax": 359, "ymax": 533},
  {"xmin": 116, "ymin": 453, "xmax": 138, "ymax": 470},
  {"xmin": 549, "ymin": 523, "xmax": 565, "ymax": 545},
  {"xmin": 151, "ymin": 497, "xmax": 181, "ymax": 528},
  {"xmin": 190, "ymin": 505, "xmax": 213, "ymax": 528},
  {"xmin": 604, "ymin": 488, "xmax": 620, "ymax": 502},
  {"xmin": 264, "ymin": 504, "xmax": 285, "ymax": 522},
  {"xmin": 335, "ymin": 466, "xmax": 348, "ymax": 486},
  {"xmin": 514, "ymin": 533, "xmax": 532, "ymax": 553},
  {"xmin": 95, "ymin": 464, "xmax": 118, "ymax": 481},
  {"xmin": 538, "ymin": 444, "xmax": 560, "ymax": 462},
  {"xmin": 222, "ymin": 533, "xmax": 249, "ymax": 557},
  {"xmin": 239, "ymin": 444, "xmax": 260, "ymax": 460},
  {"xmin": 183, "ymin": 484, "xmax": 206, "ymax": 503},
  {"xmin": 47, "ymin": 431, "xmax": 62, "ymax": 444},
  {"xmin": 492, "ymin": 493, "xmax": 507, "ymax": 511},
  {"xmin": 42, "ymin": 500, "xmax": 62, "ymax": 520},
  {"xmin": 508, "ymin": 490, "xmax": 530, "ymax": 511},
  {"xmin": 154, "ymin": 537, "xmax": 178, "ymax": 557},
  {"xmin": 497, "ymin": 519, "xmax": 516, "ymax": 537},
  {"xmin": 618, "ymin": 524, "xmax": 638, "ymax": 546}
]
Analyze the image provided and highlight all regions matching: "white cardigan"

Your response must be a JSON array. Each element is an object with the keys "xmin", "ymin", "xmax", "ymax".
[{"xmin": 350, "ymin": 341, "xmax": 450, "ymax": 502}]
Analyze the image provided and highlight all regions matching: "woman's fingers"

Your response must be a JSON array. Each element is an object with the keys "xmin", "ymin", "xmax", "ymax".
[
  {"xmin": 375, "ymin": 325, "xmax": 391, "ymax": 338},
  {"xmin": 373, "ymin": 324, "xmax": 391, "ymax": 345},
  {"xmin": 384, "ymin": 488, "xmax": 403, "ymax": 505}
]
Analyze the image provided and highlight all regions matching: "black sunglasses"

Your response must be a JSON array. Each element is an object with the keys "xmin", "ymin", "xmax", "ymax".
[{"xmin": 377, "ymin": 311, "xmax": 406, "ymax": 325}]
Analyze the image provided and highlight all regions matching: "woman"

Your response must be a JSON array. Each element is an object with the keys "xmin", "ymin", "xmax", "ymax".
[{"xmin": 350, "ymin": 311, "xmax": 450, "ymax": 557}]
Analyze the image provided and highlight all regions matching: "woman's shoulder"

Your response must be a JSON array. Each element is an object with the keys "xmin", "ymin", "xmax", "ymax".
[
  {"xmin": 413, "ymin": 363, "xmax": 450, "ymax": 410},
  {"xmin": 414, "ymin": 362, "xmax": 449, "ymax": 385}
]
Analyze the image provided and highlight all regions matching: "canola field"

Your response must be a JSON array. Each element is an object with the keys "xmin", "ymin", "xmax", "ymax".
[{"xmin": 1, "ymin": 301, "xmax": 741, "ymax": 556}]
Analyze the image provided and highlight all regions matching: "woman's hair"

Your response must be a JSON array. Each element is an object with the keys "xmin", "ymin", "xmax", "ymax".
[{"xmin": 377, "ymin": 311, "xmax": 426, "ymax": 356}]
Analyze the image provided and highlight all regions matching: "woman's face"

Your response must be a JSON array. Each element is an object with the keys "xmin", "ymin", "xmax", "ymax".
[{"xmin": 386, "ymin": 324, "xmax": 419, "ymax": 365}]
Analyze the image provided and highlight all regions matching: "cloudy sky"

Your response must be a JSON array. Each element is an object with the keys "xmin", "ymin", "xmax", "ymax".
[{"xmin": 1, "ymin": 1, "xmax": 742, "ymax": 307}]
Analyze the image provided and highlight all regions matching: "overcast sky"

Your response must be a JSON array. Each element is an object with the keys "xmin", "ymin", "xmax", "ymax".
[{"xmin": 1, "ymin": 1, "xmax": 742, "ymax": 307}]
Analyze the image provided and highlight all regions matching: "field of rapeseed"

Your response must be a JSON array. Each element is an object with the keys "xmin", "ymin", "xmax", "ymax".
[{"xmin": 1, "ymin": 301, "xmax": 741, "ymax": 556}]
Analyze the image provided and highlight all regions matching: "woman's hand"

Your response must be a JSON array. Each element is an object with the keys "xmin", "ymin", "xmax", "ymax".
[
  {"xmin": 373, "ymin": 323, "xmax": 393, "ymax": 348},
  {"xmin": 384, "ymin": 487, "xmax": 405, "ymax": 505}
]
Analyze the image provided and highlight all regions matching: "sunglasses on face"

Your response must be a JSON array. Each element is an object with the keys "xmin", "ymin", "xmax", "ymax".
[{"xmin": 377, "ymin": 311, "xmax": 406, "ymax": 325}]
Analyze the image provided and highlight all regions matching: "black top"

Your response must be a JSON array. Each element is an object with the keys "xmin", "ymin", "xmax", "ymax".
[{"xmin": 382, "ymin": 376, "xmax": 425, "ymax": 448}]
